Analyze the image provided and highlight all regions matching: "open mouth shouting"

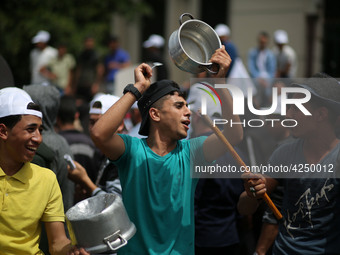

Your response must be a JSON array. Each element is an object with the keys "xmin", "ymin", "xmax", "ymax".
[{"xmin": 181, "ymin": 119, "xmax": 190, "ymax": 130}]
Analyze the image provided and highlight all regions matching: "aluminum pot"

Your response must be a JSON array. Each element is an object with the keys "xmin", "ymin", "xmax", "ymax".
[
  {"xmin": 66, "ymin": 193, "xmax": 136, "ymax": 253},
  {"xmin": 168, "ymin": 13, "xmax": 221, "ymax": 74}
]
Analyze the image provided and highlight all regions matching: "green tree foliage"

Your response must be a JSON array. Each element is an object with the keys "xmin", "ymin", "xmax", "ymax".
[{"xmin": 0, "ymin": 0, "xmax": 151, "ymax": 86}]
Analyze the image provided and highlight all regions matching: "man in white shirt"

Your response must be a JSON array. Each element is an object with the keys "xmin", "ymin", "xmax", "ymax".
[
  {"xmin": 30, "ymin": 30, "xmax": 57, "ymax": 85},
  {"xmin": 272, "ymin": 29, "xmax": 297, "ymax": 78}
]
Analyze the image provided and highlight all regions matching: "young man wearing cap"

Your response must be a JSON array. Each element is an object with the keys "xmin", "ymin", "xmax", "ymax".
[
  {"xmin": 30, "ymin": 30, "xmax": 58, "ymax": 85},
  {"xmin": 215, "ymin": 24, "xmax": 238, "ymax": 77},
  {"xmin": 23, "ymin": 84, "xmax": 75, "ymax": 211},
  {"xmin": 238, "ymin": 74, "xmax": 340, "ymax": 254},
  {"xmin": 143, "ymin": 34, "xmax": 169, "ymax": 81},
  {"xmin": 0, "ymin": 87, "xmax": 88, "ymax": 255},
  {"xmin": 272, "ymin": 29, "xmax": 297, "ymax": 78},
  {"xmin": 90, "ymin": 46, "xmax": 243, "ymax": 254}
]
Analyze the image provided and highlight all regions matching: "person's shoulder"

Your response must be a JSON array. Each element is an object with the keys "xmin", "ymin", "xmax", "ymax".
[
  {"xmin": 47, "ymin": 55, "xmax": 58, "ymax": 64},
  {"xmin": 65, "ymin": 52, "xmax": 75, "ymax": 58},
  {"xmin": 284, "ymin": 45, "xmax": 296, "ymax": 53},
  {"xmin": 276, "ymin": 137, "xmax": 299, "ymax": 150},
  {"xmin": 186, "ymin": 136, "xmax": 203, "ymax": 142},
  {"xmin": 177, "ymin": 138, "xmax": 188, "ymax": 146},
  {"xmin": 119, "ymin": 47, "xmax": 130, "ymax": 54},
  {"xmin": 271, "ymin": 138, "xmax": 300, "ymax": 159},
  {"xmin": 248, "ymin": 47, "xmax": 256, "ymax": 53},
  {"xmin": 224, "ymin": 40, "xmax": 238, "ymax": 54},
  {"xmin": 284, "ymin": 45, "xmax": 297, "ymax": 61},
  {"xmin": 119, "ymin": 133, "xmax": 143, "ymax": 145},
  {"xmin": 119, "ymin": 133, "xmax": 135, "ymax": 140},
  {"xmin": 225, "ymin": 40, "xmax": 237, "ymax": 48},
  {"xmin": 46, "ymin": 46, "xmax": 58, "ymax": 54},
  {"xmin": 118, "ymin": 48, "xmax": 130, "ymax": 59},
  {"xmin": 30, "ymin": 162, "xmax": 56, "ymax": 178},
  {"xmin": 265, "ymin": 48, "xmax": 275, "ymax": 55},
  {"xmin": 32, "ymin": 141, "xmax": 55, "ymax": 168},
  {"xmin": 51, "ymin": 131, "xmax": 73, "ymax": 147},
  {"xmin": 248, "ymin": 47, "xmax": 259, "ymax": 58},
  {"xmin": 65, "ymin": 53, "xmax": 76, "ymax": 62},
  {"xmin": 60, "ymin": 129, "xmax": 93, "ymax": 141},
  {"xmin": 44, "ymin": 131, "xmax": 73, "ymax": 156},
  {"xmin": 186, "ymin": 136, "xmax": 207, "ymax": 147},
  {"xmin": 267, "ymin": 139, "xmax": 301, "ymax": 170},
  {"xmin": 30, "ymin": 48, "xmax": 40, "ymax": 58}
]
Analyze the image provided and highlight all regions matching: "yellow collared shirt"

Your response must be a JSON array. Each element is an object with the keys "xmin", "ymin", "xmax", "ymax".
[{"xmin": 0, "ymin": 162, "xmax": 65, "ymax": 255}]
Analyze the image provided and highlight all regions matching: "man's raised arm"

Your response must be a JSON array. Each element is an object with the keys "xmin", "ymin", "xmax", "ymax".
[{"xmin": 91, "ymin": 63, "xmax": 152, "ymax": 160}]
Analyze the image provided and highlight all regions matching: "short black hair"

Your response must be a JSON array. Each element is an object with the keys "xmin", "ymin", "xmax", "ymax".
[
  {"xmin": 92, "ymin": 101, "xmax": 103, "ymax": 109},
  {"xmin": 309, "ymin": 94, "xmax": 338, "ymax": 125},
  {"xmin": 56, "ymin": 41, "xmax": 68, "ymax": 48},
  {"xmin": 58, "ymin": 95, "xmax": 77, "ymax": 124},
  {"xmin": 0, "ymin": 102, "xmax": 41, "ymax": 128},
  {"xmin": 258, "ymin": 31, "xmax": 269, "ymax": 38},
  {"xmin": 0, "ymin": 115, "xmax": 21, "ymax": 129},
  {"xmin": 107, "ymin": 35, "xmax": 119, "ymax": 44},
  {"xmin": 151, "ymin": 90, "xmax": 185, "ymax": 110}
]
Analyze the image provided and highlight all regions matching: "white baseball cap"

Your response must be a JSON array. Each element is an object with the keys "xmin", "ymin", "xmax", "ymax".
[
  {"xmin": 89, "ymin": 94, "xmax": 120, "ymax": 114},
  {"xmin": 215, "ymin": 24, "xmax": 230, "ymax": 37},
  {"xmin": 32, "ymin": 30, "xmax": 51, "ymax": 44},
  {"xmin": 0, "ymin": 87, "xmax": 42, "ymax": 118},
  {"xmin": 274, "ymin": 30, "xmax": 288, "ymax": 44},
  {"xmin": 143, "ymin": 34, "xmax": 165, "ymax": 48}
]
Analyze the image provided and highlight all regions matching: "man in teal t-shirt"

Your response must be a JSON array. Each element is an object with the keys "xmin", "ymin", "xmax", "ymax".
[
  {"xmin": 115, "ymin": 134, "xmax": 206, "ymax": 254},
  {"xmin": 90, "ymin": 46, "xmax": 243, "ymax": 254}
]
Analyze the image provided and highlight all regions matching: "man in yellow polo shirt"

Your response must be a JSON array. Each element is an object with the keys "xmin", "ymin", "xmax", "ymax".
[{"xmin": 0, "ymin": 87, "xmax": 88, "ymax": 255}]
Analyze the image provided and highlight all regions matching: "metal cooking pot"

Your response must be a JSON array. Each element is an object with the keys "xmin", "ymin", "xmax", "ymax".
[
  {"xmin": 169, "ymin": 13, "xmax": 221, "ymax": 74},
  {"xmin": 66, "ymin": 193, "xmax": 136, "ymax": 253}
]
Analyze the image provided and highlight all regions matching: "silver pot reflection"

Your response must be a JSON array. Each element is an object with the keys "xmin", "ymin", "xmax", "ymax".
[
  {"xmin": 168, "ymin": 13, "xmax": 221, "ymax": 74},
  {"xmin": 66, "ymin": 193, "xmax": 136, "ymax": 253}
]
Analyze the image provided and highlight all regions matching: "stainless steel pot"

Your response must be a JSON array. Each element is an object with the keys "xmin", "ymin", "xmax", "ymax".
[
  {"xmin": 169, "ymin": 13, "xmax": 221, "ymax": 74},
  {"xmin": 66, "ymin": 193, "xmax": 136, "ymax": 253}
]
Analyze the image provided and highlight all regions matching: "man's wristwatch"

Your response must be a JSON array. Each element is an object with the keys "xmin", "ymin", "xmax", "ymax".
[{"xmin": 123, "ymin": 84, "xmax": 142, "ymax": 100}]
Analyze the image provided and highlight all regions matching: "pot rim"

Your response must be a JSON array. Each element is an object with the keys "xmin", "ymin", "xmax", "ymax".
[
  {"xmin": 176, "ymin": 18, "xmax": 221, "ymax": 66},
  {"xmin": 66, "ymin": 194, "xmax": 121, "ymax": 222}
]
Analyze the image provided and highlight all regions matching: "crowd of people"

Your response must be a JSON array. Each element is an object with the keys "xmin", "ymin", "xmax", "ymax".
[
  {"xmin": 0, "ymin": 24, "xmax": 339, "ymax": 255},
  {"xmin": 27, "ymin": 27, "xmax": 297, "ymax": 111}
]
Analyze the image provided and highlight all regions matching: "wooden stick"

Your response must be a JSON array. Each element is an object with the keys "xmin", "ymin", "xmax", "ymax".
[{"xmin": 201, "ymin": 114, "xmax": 283, "ymax": 220}]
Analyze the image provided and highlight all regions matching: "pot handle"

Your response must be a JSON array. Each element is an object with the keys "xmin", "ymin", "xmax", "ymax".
[
  {"xmin": 179, "ymin": 13, "xmax": 194, "ymax": 25},
  {"xmin": 202, "ymin": 63, "xmax": 220, "ymax": 75},
  {"xmin": 104, "ymin": 230, "xmax": 128, "ymax": 251}
]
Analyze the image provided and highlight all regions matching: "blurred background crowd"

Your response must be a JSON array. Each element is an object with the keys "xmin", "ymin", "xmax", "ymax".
[{"xmin": 1, "ymin": 0, "xmax": 340, "ymax": 88}]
